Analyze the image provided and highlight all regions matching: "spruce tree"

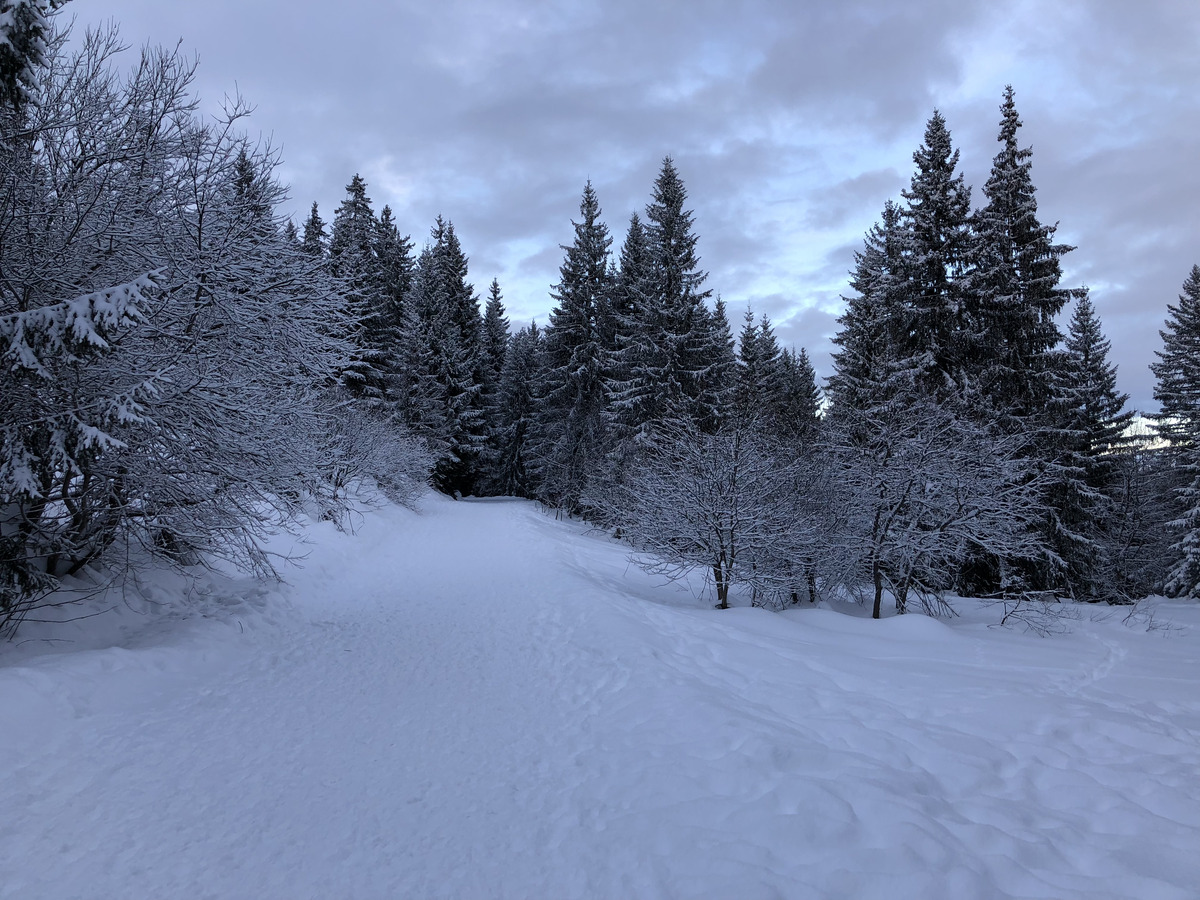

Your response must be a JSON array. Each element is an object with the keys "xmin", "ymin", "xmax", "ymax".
[
  {"xmin": 482, "ymin": 278, "xmax": 509, "ymax": 391},
  {"xmin": 965, "ymin": 86, "xmax": 1078, "ymax": 426},
  {"xmin": 778, "ymin": 347, "xmax": 822, "ymax": 443},
  {"xmin": 531, "ymin": 181, "xmax": 612, "ymax": 511},
  {"xmin": 491, "ymin": 323, "xmax": 541, "ymax": 497},
  {"xmin": 609, "ymin": 158, "xmax": 719, "ymax": 444},
  {"xmin": 828, "ymin": 200, "xmax": 913, "ymax": 418},
  {"xmin": 477, "ymin": 277, "xmax": 510, "ymax": 489},
  {"xmin": 0, "ymin": 0, "xmax": 59, "ymax": 110},
  {"xmin": 603, "ymin": 213, "xmax": 652, "ymax": 459},
  {"xmin": 1043, "ymin": 294, "xmax": 1134, "ymax": 599},
  {"xmin": 301, "ymin": 202, "xmax": 327, "ymax": 257},
  {"xmin": 393, "ymin": 220, "xmax": 487, "ymax": 493},
  {"xmin": 734, "ymin": 310, "xmax": 784, "ymax": 430},
  {"xmin": 373, "ymin": 205, "xmax": 414, "ymax": 327},
  {"xmin": 1151, "ymin": 265, "xmax": 1200, "ymax": 596},
  {"xmin": 694, "ymin": 296, "xmax": 737, "ymax": 433},
  {"xmin": 328, "ymin": 175, "xmax": 387, "ymax": 403},
  {"xmin": 899, "ymin": 111, "xmax": 972, "ymax": 398}
]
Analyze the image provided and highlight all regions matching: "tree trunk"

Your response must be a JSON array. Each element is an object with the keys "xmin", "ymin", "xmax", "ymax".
[
  {"xmin": 714, "ymin": 564, "xmax": 729, "ymax": 609},
  {"xmin": 872, "ymin": 556, "xmax": 883, "ymax": 619}
]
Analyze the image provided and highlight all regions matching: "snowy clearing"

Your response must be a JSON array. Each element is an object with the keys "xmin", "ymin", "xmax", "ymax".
[{"xmin": 2, "ymin": 495, "xmax": 1198, "ymax": 900}]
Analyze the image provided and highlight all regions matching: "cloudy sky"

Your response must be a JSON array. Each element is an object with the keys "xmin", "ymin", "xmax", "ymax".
[{"xmin": 71, "ymin": 0, "xmax": 1199, "ymax": 412}]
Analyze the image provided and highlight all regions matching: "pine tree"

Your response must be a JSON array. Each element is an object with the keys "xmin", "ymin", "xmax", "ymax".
[
  {"xmin": 398, "ymin": 220, "xmax": 487, "ymax": 494},
  {"xmin": 329, "ymin": 175, "xmax": 376, "ymax": 274},
  {"xmin": 965, "ymin": 86, "xmax": 1078, "ymax": 426},
  {"xmin": 694, "ymin": 295, "xmax": 736, "ymax": 433},
  {"xmin": 477, "ymin": 277, "xmax": 510, "ymax": 490},
  {"xmin": 899, "ymin": 111, "xmax": 972, "ymax": 398},
  {"xmin": 609, "ymin": 158, "xmax": 718, "ymax": 444},
  {"xmin": 828, "ymin": 200, "xmax": 914, "ymax": 418},
  {"xmin": 734, "ymin": 310, "xmax": 784, "ymax": 429},
  {"xmin": 777, "ymin": 347, "xmax": 822, "ymax": 443},
  {"xmin": 328, "ymin": 175, "xmax": 388, "ymax": 402},
  {"xmin": 1151, "ymin": 265, "xmax": 1200, "ymax": 448},
  {"xmin": 530, "ymin": 181, "xmax": 612, "ymax": 511},
  {"xmin": 1151, "ymin": 264, "xmax": 1200, "ymax": 596},
  {"xmin": 482, "ymin": 278, "xmax": 509, "ymax": 390},
  {"xmin": 603, "ymin": 213, "xmax": 652, "ymax": 459},
  {"xmin": 490, "ymin": 323, "xmax": 541, "ymax": 497},
  {"xmin": 301, "ymin": 202, "xmax": 327, "ymax": 257},
  {"xmin": 1043, "ymin": 294, "xmax": 1134, "ymax": 599},
  {"xmin": 956, "ymin": 89, "xmax": 1093, "ymax": 595},
  {"xmin": 373, "ymin": 205, "xmax": 414, "ymax": 327},
  {"xmin": 0, "ymin": 0, "xmax": 60, "ymax": 110}
]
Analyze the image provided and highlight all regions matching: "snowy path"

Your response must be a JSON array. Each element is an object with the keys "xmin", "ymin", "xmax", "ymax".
[{"xmin": 2, "ymin": 496, "xmax": 1199, "ymax": 899}]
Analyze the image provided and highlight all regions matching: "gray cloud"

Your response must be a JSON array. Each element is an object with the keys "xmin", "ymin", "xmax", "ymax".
[{"xmin": 71, "ymin": 0, "xmax": 1200, "ymax": 410}]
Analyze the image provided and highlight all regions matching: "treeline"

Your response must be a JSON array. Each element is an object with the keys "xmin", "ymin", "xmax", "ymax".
[
  {"xmin": 297, "ymin": 88, "xmax": 1193, "ymax": 618},
  {"xmin": 3, "ymin": 7, "xmax": 1199, "ymax": 636}
]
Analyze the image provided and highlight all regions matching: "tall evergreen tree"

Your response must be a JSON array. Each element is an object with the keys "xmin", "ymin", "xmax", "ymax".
[
  {"xmin": 531, "ymin": 182, "xmax": 612, "ymax": 511},
  {"xmin": 482, "ymin": 277, "xmax": 509, "ymax": 390},
  {"xmin": 399, "ymin": 220, "xmax": 486, "ymax": 494},
  {"xmin": 328, "ymin": 175, "xmax": 387, "ymax": 402},
  {"xmin": 1043, "ymin": 294, "xmax": 1134, "ymax": 599},
  {"xmin": 301, "ymin": 201, "xmax": 327, "ymax": 257},
  {"xmin": 1151, "ymin": 265, "xmax": 1200, "ymax": 597},
  {"xmin": 478, "ymin": 277, "xmax": 510, "ymax": 487},
  {"xmin": 372, "ymin": 205, "xmax": 414, "ymax": 326},
  {"xmin": 734, "ymin": 310, "xmax": 784, "ymax": 429},
  {"xmin": 962, "ymin": 89, "xmax": 1090, "ymax": 595},
  {"xmin": 603, "ymin": 213, "xmax": 652, "ymax": 459},
  {"xmin": 965, "ymin": 86, "xmax": 1078, "ymax": 425},
  {"xmin": 694, "ymin": 295, "xmax": 736, "ymax": 433},
  {"xmin": 608, "ymin": 158, "xmax": 719, "ymax": 444},
  {"xmin": 828, "ymin": 200, "xmax": 914, "ymax": 418},
  {"xmin": 899, "ymin": 111, "xmax": 972, "ymax": 398},
  {"xmin": 490, "ymin": 323, "xmax": 541, "ymax": 498},
  {"xmin": 778, "ymin": 347, "xmax": 822, "ymax": 443}
]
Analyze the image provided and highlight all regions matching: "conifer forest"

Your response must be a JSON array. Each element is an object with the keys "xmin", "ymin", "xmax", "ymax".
[{"xmin": 3, "ymin": 3, "xmax": 1199, "ymax": 637}]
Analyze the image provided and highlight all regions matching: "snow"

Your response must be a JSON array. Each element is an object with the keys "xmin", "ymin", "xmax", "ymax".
[{"xmin": 2, "ymin": 494, "xmax": 1198, "ymax": 899}]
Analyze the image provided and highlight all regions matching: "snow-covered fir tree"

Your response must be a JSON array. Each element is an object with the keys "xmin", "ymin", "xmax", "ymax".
[
  {"xmin": 1043, "ymin": 294, "xmax": 1134, "ymax": 599},
  {"xmin": 898, "ymin": 111, "xmax": 973, "ymax": 399},
  {"xmin": 607, "ymin": 158, "xmax": 724, "ymax": 449},
  {"xmin": 488, "ymin": 323, "xmax": 541, "ymax": 498},
  {"xmin": 964, "ymin": 86, "xmax": 1078, "ymax": 425},
  {"xmin": 828, "ymin": 200, "xmax": 914, "ymax": 419},
  {"xmin": 301, "ymin": 202, "xmax": 327, "ymax": 257},
  {"xmin": 1151, "ymin": 264, "xmax": 1200, "ymax": 597},
  {"xmin": 777, "ymin": 347, "xmax": 822, "ymax": 444},
  {"xmin": 482, "ymin": 278, "xmax": 510, "ymax": 391},
  {"xmin": 373, "ymin": 205, "xmax": 414, "ymax": 330},
  {"xmin": 695, "ymin": 296, "xmax": 737, "ymax": 433},
  {"xmin": 479, "ymin": 277, "xmax": 510, "ymax": 463},
  {"xmin": 530, "ymin": 181, "xmax": 613, "ymax": 512},
  {"xmin": 0, "ymin": 0, "xmax": 59, "ymax": 108},
  {"xmin": 328, "ymin": 174, "xmax": 389, "ymax": 403},
  {"xmin": 734, "ymin": 310, "xmax": 785, "ymax": 430},
  {"xmin": 399, "ymin": 219, "xmax": 486, "ymax": 494}
]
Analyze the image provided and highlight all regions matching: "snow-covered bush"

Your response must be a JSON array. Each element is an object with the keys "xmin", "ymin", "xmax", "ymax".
[
  {"xmin": 0, "ymin": 23, "xmax": 429, "ymax": 635},
  {"xmin": 595, "ymin": 422, "xmax": 830, "ymax": 609}
]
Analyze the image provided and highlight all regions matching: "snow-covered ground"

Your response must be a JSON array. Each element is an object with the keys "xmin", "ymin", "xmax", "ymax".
[{"xmin": 2, "ymin": 494, "xmax": 1198, "ymax": 899}]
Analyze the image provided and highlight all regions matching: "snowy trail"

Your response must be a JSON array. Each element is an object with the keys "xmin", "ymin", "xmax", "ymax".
[{"xmin": 3, "ymin": 496, "xmax": 1200, "ymax": 899}]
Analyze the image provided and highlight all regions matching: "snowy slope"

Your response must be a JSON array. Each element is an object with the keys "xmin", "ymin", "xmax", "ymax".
[{"xmin": 2, "ymin": 494, "xmax": 1198, "ymax": 899}]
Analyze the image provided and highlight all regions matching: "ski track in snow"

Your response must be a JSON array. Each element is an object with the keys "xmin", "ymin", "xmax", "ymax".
[{"xmin": 2, "ymin": 495, "xmax": 1199, "ymax": 899}]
